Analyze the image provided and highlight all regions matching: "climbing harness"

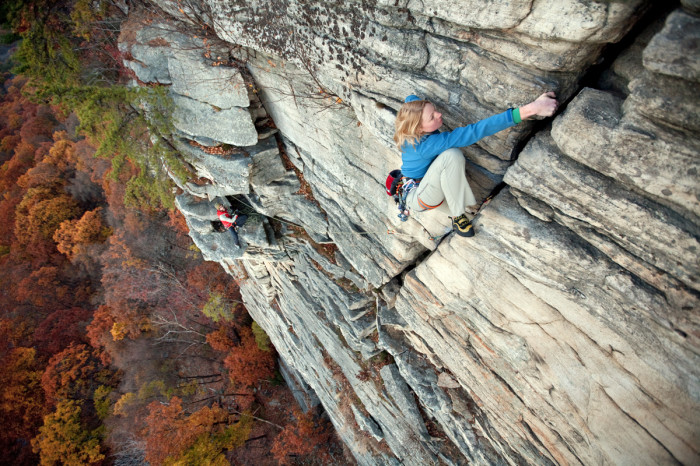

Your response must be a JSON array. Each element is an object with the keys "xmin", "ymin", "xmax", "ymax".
[
  {"xmin": 385, "ymin": 169, "xmax": 420, "ymax": 222},
  {"xmin": 397, "ymin": 178, "xmax": 418, "ymax": 222}
]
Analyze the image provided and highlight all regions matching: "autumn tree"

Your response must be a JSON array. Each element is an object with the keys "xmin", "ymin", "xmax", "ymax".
[
  {"xmin": 271, "ymin": 409, "xmax": 334, "ymax": 465},
  {"xmin": 85, "ymin": 305, "xmax": 116, "ymax": 365},
  {"xmin": 31, "ymin": 399, "xmax": 105, "ymax": 466},
  {"xmin": 207, "ymin": 325, "xmax": 276, "ymax": 388},
  {"xmin": 14, "ymin": 192, "xmax": 81, "ymax": 248},
  {"xmin": 34, "ymin": 307, "xmax": 92, "ymax": 354},
  {"xmin": 54, "ymin": 207, "xmax": 112, "ymax": 259},
  {"xmin": 14, "ymin": 265, "xmax": 92, "ymax": 315},
  {"xmin": 0, "ymin": 73, "xmax": 109, "ymax": 464},
  {"xmin": 97, "ymin": 220, "xmax": 242, "ymax": 346},
  {"xmin": 144, "ymin": 396, "xmax": 252, "ymax": 465},
  {"xmin": 0, "ymin": 8, "xmax": 350, "ymax": 461},
  {"xmin": 18, "ymin": 106, "xmax": 58, "ymax": 145},
  {"xmin": 9, "ymin": 0, "xmax": 192, "ymax": 211},
  {"xmin": 0, "ymin": 343, "xmax": 45, "ymax": 463},
  {"xmin": 40, "ymin": 343, "xmax": 114, "ymax": 408}
]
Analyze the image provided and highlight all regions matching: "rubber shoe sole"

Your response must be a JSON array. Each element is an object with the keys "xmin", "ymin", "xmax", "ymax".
[{"xmin": 452, "ymin": 215, "xmax": 475, "ymax": 237}]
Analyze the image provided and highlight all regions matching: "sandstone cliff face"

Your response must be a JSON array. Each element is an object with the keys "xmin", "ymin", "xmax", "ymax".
[{"xmin": 120, "ymin": 1, "xmax": 698, "ymax": 464}]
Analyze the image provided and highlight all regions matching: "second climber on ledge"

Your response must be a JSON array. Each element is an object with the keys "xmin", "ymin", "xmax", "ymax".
[
  {"xmin": 392, "ymin": 92, "xmax": 558, "ymax": 237},
  {"xmin": 216, "ymin": 203, "xmax": 248, "ymax": 248}
]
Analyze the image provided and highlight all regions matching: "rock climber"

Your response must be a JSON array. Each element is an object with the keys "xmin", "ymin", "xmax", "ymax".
[
  {"xmin": 393, "ymin": 92, "xmax": 558, "ymax": 236},
  {"xmin": 215, "ymin": 203, "xmax": 247, "ymax": 247}
]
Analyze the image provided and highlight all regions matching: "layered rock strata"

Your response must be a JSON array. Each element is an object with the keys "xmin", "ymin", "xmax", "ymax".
[{"xmin": 121, "ymin": 1, "xmax": 698, "ymax": 464}]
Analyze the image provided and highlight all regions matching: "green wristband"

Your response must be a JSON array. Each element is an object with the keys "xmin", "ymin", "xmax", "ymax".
[{"xmin": 512, "ymin": 108, "xmax": 522, "ymax": 124}]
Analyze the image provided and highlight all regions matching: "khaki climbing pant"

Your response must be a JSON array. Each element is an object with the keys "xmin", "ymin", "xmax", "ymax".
[{"xmin": 405, "ymin": 148, "xmax": 476, "ymax": 217}]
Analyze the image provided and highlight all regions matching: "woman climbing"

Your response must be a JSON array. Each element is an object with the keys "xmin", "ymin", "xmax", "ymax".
[{"xmin": 393, "ymin": 92, "xmax": 558, "ymax": 236}]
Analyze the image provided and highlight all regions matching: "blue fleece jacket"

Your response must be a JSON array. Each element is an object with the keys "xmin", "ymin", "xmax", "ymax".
[{"xmin": 400, "ymin": 109, "xmax": 518, "ymax": 179}]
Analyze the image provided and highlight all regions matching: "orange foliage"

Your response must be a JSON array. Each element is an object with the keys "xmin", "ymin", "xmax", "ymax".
[
  {"xmin": 19, "ymin": 108, "xmax": 57, "ymax": 145},
  {"xmin": 16, "ymin": 162, "xmax": 62, "ymax": 190},
  {"xmin": 54, "ymin": 207, "xmax": 112, "ymax": 259},
  {"xmin": 0, "ymin": 140, "xmax": 35, "ymax": 195},
  {"xmin": 187, "ymin": 261, "xmax": 242, "ymax": 305},
  {"xmin": 107, "ymin": 302, "xmax": 149, "ymax": 341},
  {"xmin": 0, "ymin": 346, "xmax": 46, "ymax": 445},
  {"xmin": 0, "ymin": 134, "xmax": 20, "ymax": 153},
  {"xmin": 207, "ymin": 326, "xmax": 275, "ymax": 388},
  {"xmin": 144, "ymin": 396, "xmax": 230, "ymax": 465},
  {"xmin": 205, "ymin": 325, "xmax": 234, "ymax": 352},
  {"xmin": 14, "ymin": 266, "xmax": 72, "ymax": 310},
  {"xmin": 85, "ymin": 305, "xmax": 115, "ymax": 364},
  {"xmin": 166, "ymin": 208, "xmax": 189, "ymax": 235},
  {"xmin": 102, "ymin": 232, "xmax": 140, "ymax": 267},
  {"xmin": 0, "ymin": 75, "xmax": 111, "ymax": 464},
  {"xmin": 40, "ymin": 344, "xmax": 111, "ymax": 407},
  {"xmin": 44, "ymin": 133, "xmax": 76, "ymax": 170},
  {"xmin": 34, "ymin": 307, "xmax": 92, "ymax": 355},
  {"xmin": 14, "ymin": 194, "xmax": 82, "ymax": 248},
  {"xmin": 0, "ymin": 318, "xmax": 46, "ymax": 461},
  {"xmin": 271, "ymin": 409, "xmax": 333, "ymax": 465}
]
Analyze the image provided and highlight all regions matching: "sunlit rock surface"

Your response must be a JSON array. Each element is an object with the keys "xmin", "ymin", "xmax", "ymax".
[{"xmin": 123, "ymin": 1, "xmax": 698, "ymax": 464}]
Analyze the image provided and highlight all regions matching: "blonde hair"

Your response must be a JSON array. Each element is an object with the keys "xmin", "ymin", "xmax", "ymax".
[{"xmin": 393, "ymin": 100, "xmax": 428, "ymax": 150}]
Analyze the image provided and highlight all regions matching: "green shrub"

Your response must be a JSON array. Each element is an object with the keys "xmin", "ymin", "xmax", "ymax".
[{"xmin": 252, "ymin": 321, "xmax": 271, "ymax": 352}]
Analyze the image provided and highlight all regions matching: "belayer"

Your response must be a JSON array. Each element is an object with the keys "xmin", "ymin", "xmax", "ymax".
[
  {"xmin": 216, "ymin": 203, "xmax": 247, "ymax": 247},
  {"xmin": 390, "ymin": 92, "xmax": 558, "ymax": 237}
]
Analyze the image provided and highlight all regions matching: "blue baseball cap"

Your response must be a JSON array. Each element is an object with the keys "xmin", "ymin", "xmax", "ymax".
[{"xmin": 404, "ymin": 94, "xmax": 421, "ymax": 103}]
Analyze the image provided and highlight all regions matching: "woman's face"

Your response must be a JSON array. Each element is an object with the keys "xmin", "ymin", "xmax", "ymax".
[{"xmin": 420, "ymin": 103, "xmax": 443, "ymax": 133}]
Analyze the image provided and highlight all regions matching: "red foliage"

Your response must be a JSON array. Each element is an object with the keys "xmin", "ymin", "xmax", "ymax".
[
  {"xmin": 34, "ymin": 307, "xmax": 92, "ymax": 355},
  {"xmin": 0, "ymin": 70, "xmax": 343, "ymax": 466},
  {"xmin": 16, "ymin": 159, "xmax": 63, "ymax": 190},
  {"xmin": 187, "ymin": 261, "xmax": 242, "ymax": 307},
  {"xmin": 271, "ymin": 409, "xmax": 333, "ymax": 465},
  {"xmin": 15, "ymin": 266, "xmax": 70, "ymax": 310},
  {"xmin": 215, "ymin": 326, "xmax": 275, "ymax": 388},
  {"xmin": 40, "ymin": 344, "xmax": 110, "ymax": 407},
  {"xmin": 0, "ymin": 343, "xmax": 46, "ymax": 464},
  {"xmin": 18, "ymin": 109, "xmax": 57, "ymax": 146},
  {"xmin": 144, "ymin": 396, "xmax": 231, "ymax": 465},
  {"xmin": 0, "ymin": 134, "xmax": 21, "ymax": 153},
  {"xmin": 0, "ymin": 193, "xmax": 21, "ymax": 247},
  {"xmin": 166, "ymin": 208, "xmax": 189, "ymax": 235},
  {"xmin": 205, "ymin": 325, "xmax": 235, "ymax": 352},
  {"xmin": 85, "ymin": 305, "xmax": 115, "ymax": 362},
  {"xmin": 13, "ymin": 194, "xmax": 82, "ymax": 262},
  {"xmin": 0, "ymin": 140, "xmax": 35, "ymax": 194}
]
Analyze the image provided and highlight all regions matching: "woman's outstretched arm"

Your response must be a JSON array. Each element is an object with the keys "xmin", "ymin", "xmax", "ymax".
[{"xmin": 518, "ymin": 92, "xmax": 559, "ymax": 120}]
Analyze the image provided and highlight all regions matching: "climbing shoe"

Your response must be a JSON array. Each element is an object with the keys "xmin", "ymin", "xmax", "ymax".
[{"xmin": 452, "ymin": 214, "xmax": 475, "ymax": 237}]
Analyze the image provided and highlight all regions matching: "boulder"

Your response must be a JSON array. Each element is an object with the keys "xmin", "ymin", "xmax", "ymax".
[
  {"xmin": 173, "ymin": 137, "xmax": 252, "ymax": 196},
  {"xmin": 168, "ymin": 52, "xmax": 249, "ymax": 108},
  {"xmin": 551, "ymin": 88, "xmax": 700, "ymax": 219},
  {"xmin": 643, "ymin": 9, "xmax": 700, "ymax": 82},
  {"xmin": 171, "ymin": 94, "xmax": 258, "ymax": 146}
]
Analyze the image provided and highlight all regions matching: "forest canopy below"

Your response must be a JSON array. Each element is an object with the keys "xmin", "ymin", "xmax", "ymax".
[{"xmin": 0, "ymin": 0, "xmax": 344, "ymax": 464}]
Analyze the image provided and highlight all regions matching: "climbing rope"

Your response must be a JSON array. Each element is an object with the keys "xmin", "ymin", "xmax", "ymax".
[
  {"xmin": 223, "ymin": 196, "xmax": 436, "ymax": 241},
  {"xmin": 219, "ymin": 181, "xmax": 505, "ymax": 245}
]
